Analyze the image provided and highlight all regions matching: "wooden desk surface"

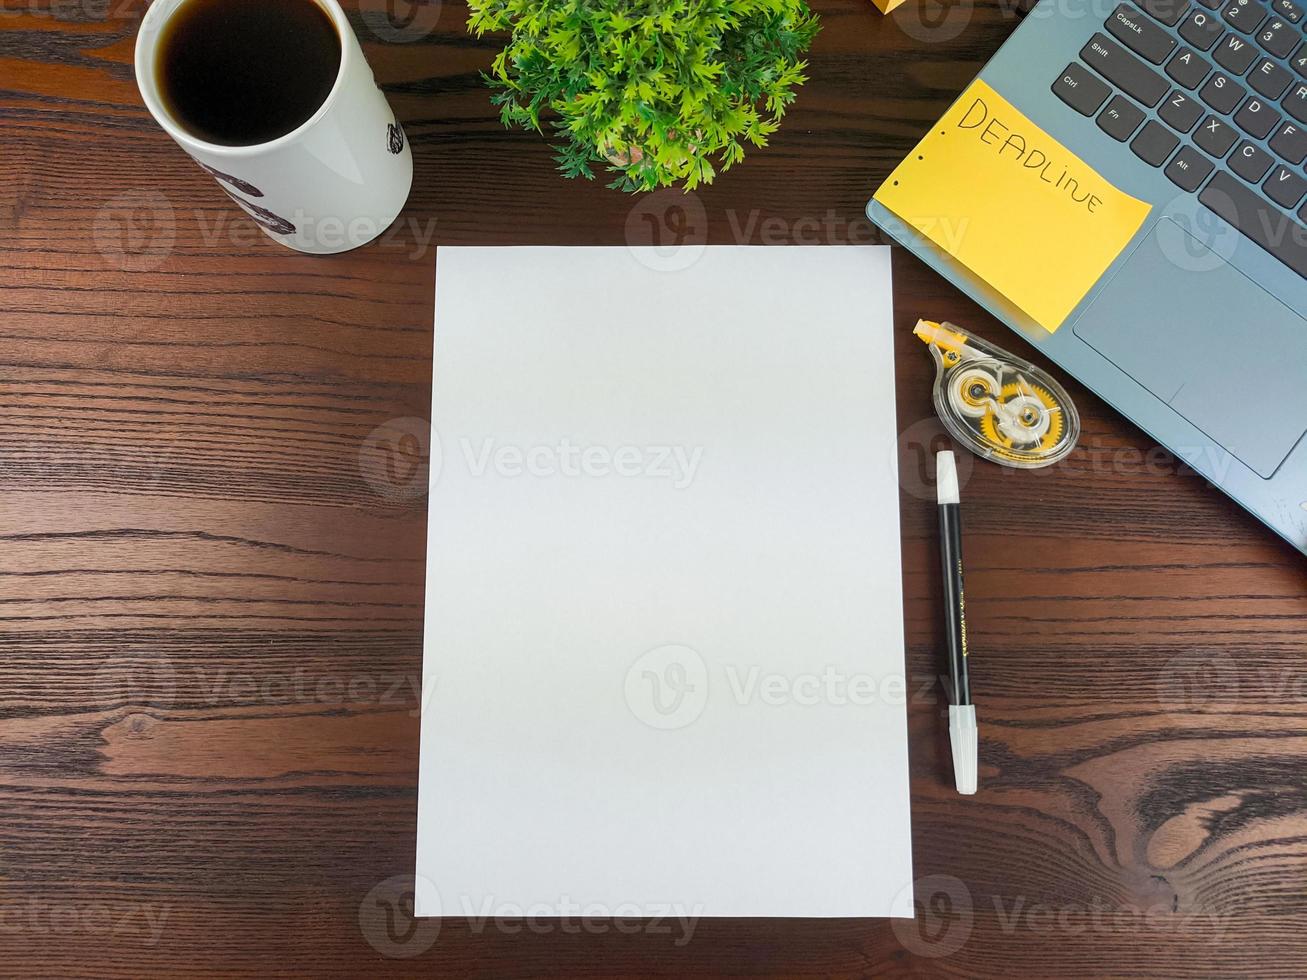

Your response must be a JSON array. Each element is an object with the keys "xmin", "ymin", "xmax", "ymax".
[{"xmin": 3, "ymin": 0, "xmax": 1305, "ymax": 975}]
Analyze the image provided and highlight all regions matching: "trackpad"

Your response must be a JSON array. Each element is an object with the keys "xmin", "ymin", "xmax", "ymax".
[{"xmin": 1072, "ymin": 218, "xmax": 1307, "ymax": 479}]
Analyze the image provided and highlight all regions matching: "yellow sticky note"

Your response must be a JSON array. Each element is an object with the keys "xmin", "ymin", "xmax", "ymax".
[
  {"xmin": 873, "ymin": 79, "xmax": 1151, "ymax": 332},
  {"xmin": 870, "ymin": 0, "xmax": 909, "ymax": 13}
]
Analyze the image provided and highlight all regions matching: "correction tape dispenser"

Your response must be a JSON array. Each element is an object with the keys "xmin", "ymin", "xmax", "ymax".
[{"xmin": 915, "ymin": 319, "xmax": 1080, "ymax": 469}]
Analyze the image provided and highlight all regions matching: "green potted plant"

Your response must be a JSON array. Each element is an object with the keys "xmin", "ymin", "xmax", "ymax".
[{"xmin": 468, "ymin": 0, "xmax": 821, "ymax": 192}]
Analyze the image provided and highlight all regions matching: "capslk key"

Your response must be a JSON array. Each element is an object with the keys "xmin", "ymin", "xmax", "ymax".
[
  {"xmin": 1108, "ymin": 3, "xmax": 1178, "ymax": 62},
  {"xmin": 1200, "ymin": 170, "xmax": 1307, "ymax": 276},
  {"xmin": 1082, "ymin": 33, "xmax": 1171, "ymax": 105}
]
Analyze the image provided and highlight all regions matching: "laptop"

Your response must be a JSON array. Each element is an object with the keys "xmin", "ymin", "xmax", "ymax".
[{"xmin": 868, "ymin": 0, "xmax": 1307, "ymax": 555}]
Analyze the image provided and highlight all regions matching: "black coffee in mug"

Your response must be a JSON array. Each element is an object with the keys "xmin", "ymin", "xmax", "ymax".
[{"xmin": 156, "ymin": 0, "xmax": 342, "ymax": 147}]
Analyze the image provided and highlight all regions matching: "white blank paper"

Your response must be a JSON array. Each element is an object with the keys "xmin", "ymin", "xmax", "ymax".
[{"xmin": 417, "ymin": 246, "xmax": 913, "ymax": 918}]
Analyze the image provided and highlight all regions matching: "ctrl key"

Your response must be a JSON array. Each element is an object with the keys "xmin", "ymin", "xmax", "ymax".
[{"xmin": 1053, "ymin": 63, "xmax": 1111, "ymax": 115}]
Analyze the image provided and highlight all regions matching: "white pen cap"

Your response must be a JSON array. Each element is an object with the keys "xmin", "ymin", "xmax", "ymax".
[
  {"xmin": 948, "ymin": 704, "xmax": 978, "ymax": 795},
  {"xmin": 936, "ymin": 450, "xmax": 960, "ymax": 505}
]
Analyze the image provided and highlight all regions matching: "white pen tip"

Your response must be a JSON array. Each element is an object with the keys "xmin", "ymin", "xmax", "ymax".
[
  {"xmin": 948, "ymin": 704, "xmax": 978, "ymax": 795},
  {"xmin": 936, "ymin": 450, "xmax": 960, "ymax": 505}
]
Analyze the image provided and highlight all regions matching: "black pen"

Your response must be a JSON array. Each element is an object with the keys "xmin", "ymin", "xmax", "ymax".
[{"xmin": 937, "ymin": 450, "xmax": 977, "ymax": 795}]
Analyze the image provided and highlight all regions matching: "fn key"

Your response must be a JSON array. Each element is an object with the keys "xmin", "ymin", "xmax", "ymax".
[{"xmin": 1053, "ymin": 63, "xmax": 1111, "ymax": 115}]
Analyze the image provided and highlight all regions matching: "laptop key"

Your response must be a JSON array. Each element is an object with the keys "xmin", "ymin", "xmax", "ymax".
[
  {"xmin": 1167, "ymin": 47, "xmax": 1212, "ymax": 88},
  {"xmin": 1271, "ymin": 0, "xmax": 1303, "ymax": 21},
  {"xmin": 1053, "ymin": 63, "xmax": 1112, "ymax": 115},
  {"xmin": 1166, "ymin": 143, "xmax": 1217, "ymax": 189},
  {"xmin": 1161, "ymin": 89, "xmax": 1205, "ymax": 130},
  {"xmin": 1230, "ymin": 140, "xmax": 1274, "ymax": 181},
  {"xmin": 1286, "ymin": 83, "xmax": 1307, "ymax": 125},
  {"xmin": 1249, "ymin": 58, "xmax": 1293, "ymax": 100},
  {"xmin": 1270, "ymin": 120, "xmax": 1307, "ymax": 164},
  {"xmin": 1098, "ymin": 95, "xmax": 1147, "ymax": 139},
  {"xmin": 1132, "ymin": 120, "xmax": 1182, "ymax": 164},
  {"xmin": 1139, "ymin": 0, "xmax": 1189, "ymax": 25},
  {"xmin": 1082, "ymin": 34, "xmax": 1171, "ymax": 105},
  {"xmin": 1195, "ymin": 113, "xmax": 1239, "ymax": 154},
  {"xmin": 1200, "ymin": 70, "xmax": 1246, "ymax": 112},
  {"xmin": 1200, "ymin": 170, "xmax": 1307, "ymax": 276},
  {"xmin": 1234, "ymin": 96, "xmax": 1282, "ymax": 138},
  {"xmin": 1108, "ymin": 3, "xmax": 1178, "ymax": 62},
  {"xmin": 1221, "ymin": 0, "xmax": 1266, "ymax": 33},
  {"xmin": 1293, "ymin": 42, "xmax": 1307, "ymax": 79},
  {"xmin": 1256, "ymin": 18, "xmax": 1297, "ymax": 58},
  {"xmin": 1215, "ymin": 32, "xmax": 1259, "ymax": 72},
  {"xmin": 1180, "ymin": 9, "xmax": 1225, "ymax": 48},
  {"xmin": 1265, "ymin": 165, "xmax": 1307, "ymax": 208}
]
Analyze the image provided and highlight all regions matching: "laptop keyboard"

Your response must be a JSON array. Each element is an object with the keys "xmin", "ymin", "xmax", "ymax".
[{"xmin": 1052, "ymin": 0, "xmax": 1307, "ymax": 277}]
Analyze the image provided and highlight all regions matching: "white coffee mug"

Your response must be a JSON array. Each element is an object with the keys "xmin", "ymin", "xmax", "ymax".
[{"xmin": 134, "ymin": 0, "xmax": 413, "ymax": 255}]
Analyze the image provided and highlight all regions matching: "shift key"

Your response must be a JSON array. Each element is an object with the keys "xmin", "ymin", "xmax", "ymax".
[{"xmin": 1082, "ymin": 33, "xmax": 1170, "ymax": 106}]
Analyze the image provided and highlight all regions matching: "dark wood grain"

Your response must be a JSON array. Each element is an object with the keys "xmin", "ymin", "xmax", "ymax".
[{"xmin": 2, "ymin": 0, "xmax": 1305, "ymax": 975}]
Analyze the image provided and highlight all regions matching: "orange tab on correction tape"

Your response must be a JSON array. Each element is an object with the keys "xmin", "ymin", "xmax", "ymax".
[{"xmin": 915, "ymin": 320, "xmax": 1080, "ymax": 469}]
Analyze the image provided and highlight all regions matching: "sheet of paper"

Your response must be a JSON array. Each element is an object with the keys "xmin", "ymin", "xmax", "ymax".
[
  {"xmin": 417, "ymin": 245, "xmax": 913, "ymax": 919},
  {"xmin": 873, "ymin": 78, "xmax": 1151, "ymax": 333}
]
